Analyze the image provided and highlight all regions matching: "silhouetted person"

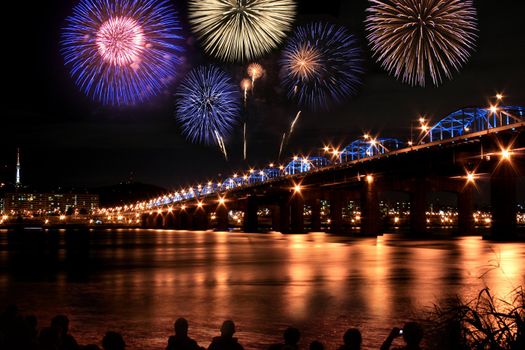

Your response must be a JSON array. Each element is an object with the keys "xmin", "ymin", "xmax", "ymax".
[
  {"xmin": 53, "ymin": 315, "xmax": 79, "ymax": 350},
  {"xmin": 102, "ymin": 332, "xmax": 126, "ymax": 350},
  {"xmin": 82, "ymin": 345, "xmax": 102, "ymax": 350},
  {"xmin": 0, "ymin": 304, "xmax": 27, "ymax": 350},
  {"xmin": 380, "ymin": 322, "xmax": 423, "ymax": 350},
  {"xmin": 39, "ymin": 326, "xmax": 58, "ymax": 350},
  {"xmin": 268, "ymin": 327, "xmax": 300, "ymax": 350},
  {"xmin": 166, "ymin": 318, "xmax": 203, "ymax": 350},
  {"xmin": 309, "ymin": 341, "xmax": 324, "ymax": 350},
  {"xmin": 338, "ymin": 328, "xmax": 361, "ymax": 350},
  {"xmin": 208, "ymin": 320, "xmax": 244, "ymax": 350}
]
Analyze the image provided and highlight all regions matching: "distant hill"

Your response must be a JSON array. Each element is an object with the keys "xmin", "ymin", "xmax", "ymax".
[{"xmin": 94, "ymin": 182, "xmax": 167, "ymax": 207}]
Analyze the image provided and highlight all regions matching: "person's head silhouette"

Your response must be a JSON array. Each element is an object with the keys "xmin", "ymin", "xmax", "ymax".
[
  {"xmin": 309, "ymin": 341, "xmax": 324, "ymax": 350},
  {"xmin": 51, "ymin": 315, "xmax": 69, "ymax": 336},
  {"xmin": 220, "ymin": 320, "xmax": 236, "ymax": 338},
  {"xmin": 402, "ymin": 322, "xmax": 423, "ymax": 347},
  {"xmin": 102, "ymin": 331, "xmax": 126, "ymax": 350},
  {"xmin": 174, "ymin": 318, "xmax": 189, "ymax": 336},
  {"xmin": 343, "ymin": 328, "xmax": 362, "ymax": 349},
  {"xmin": 283, "ymin": 327, "xmax": 300, "ymax": 345}
]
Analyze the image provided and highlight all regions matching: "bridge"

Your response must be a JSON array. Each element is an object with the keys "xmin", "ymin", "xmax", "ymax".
[{"xmin": 97, "ymin": 104, "xmax": 525, "ymax": 240}]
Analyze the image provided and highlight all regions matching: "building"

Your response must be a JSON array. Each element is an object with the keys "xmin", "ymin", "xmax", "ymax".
[{"xmin": 3, "ymin": 192, "xmax": 99, "ymax": 214}]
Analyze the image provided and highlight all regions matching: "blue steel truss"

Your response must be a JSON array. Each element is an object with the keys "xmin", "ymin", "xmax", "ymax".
[
  {"xmin": 429, "ymin": 106, "xmax": 525, "ymax": 142},
  {"xmin": 340, "ymin": 138, "xmax": 403, "ymax": 162},
  {"xmin": 138, "ymin": 105, "xmax": 525, "ymax": 211},
  {"xmin": 285, "ymin": 156, "xmax": 331, "ymax": 175}
]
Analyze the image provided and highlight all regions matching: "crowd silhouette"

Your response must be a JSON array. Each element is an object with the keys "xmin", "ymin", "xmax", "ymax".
[{"xmin": 1, "ymin": 305, "xmax": 425, "ymax": 350}]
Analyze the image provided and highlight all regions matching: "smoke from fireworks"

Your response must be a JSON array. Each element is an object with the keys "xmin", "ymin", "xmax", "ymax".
[
  {"xmin": 188, "ymin": 0, "xmax": 297, "ymax": 62},
  {"xmin": 61, "ymin": 0, "xmax": 183, "ymax": 106},
  {"xmin": 366, "ymin": 0, "xmax": 478, "ymax": 87},
  {"xmin": 176, "ymin": 66, "xmax": 241, "ymax": 145},
  {"xmin": 280, "ymin": 22, "xmax": 363, "ymax": 110}
]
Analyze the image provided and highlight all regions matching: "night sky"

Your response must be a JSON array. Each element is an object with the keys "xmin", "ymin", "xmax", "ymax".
[{"xmin": 2, "ymin": 0, "xmax": 524, "ymax": 192}]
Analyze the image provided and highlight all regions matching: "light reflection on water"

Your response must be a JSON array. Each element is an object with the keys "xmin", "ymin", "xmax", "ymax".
[{"xmin": 0, "ymin": 230, "xmax": 524, "ymax": 350}]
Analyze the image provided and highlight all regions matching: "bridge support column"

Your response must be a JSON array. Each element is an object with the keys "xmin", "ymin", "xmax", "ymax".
[
  {"xmin": 180, "ymin": 210, "xmax": 193, "ymax": 230},
  {"xmin": 244, "ymin": 195, "xmax": 259, "ymax": 233},
  {"xmin": 361, "ymin": 179, "xmax": 381, "ymax": 235},
  {"xmin": 329, "ymin": 191, "xmax": 343, "ymax": 234},
  {"xmin": 310, "ymin": 198, "xmax": 322, "ymax": 232},
  {"xmin": 410, "ymin": 179, "xmax": 428, "ymax": 235},
  {"xmin": 215, "ymin": 205, "xmax": 229, "ymax": 231},
  {"xmin": 192, "ymin": 207, "xmax": 209, "ymax": 230},
  {"xmin": 290, "ymin": 195, "xmax": 304, "ymax": 233},
  {"xmin": 458, "ymin": 185, "xmax": 474, "ymax": 235},
  {"xmin": 279, "ymin": 196, "xmax": 291, "ymax": 233},
  {"xmin": 271, "ymin": 205, "xmax": 281, "ymax": 231},
  {"xmin": 490, "ymin": 164, "xmax": 517, "ymax": 240}
]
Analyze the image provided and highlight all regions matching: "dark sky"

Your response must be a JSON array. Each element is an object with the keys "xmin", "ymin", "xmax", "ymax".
[{"xmin": 2, "ymin": 0, "xmax": 524, "ymax": 191}]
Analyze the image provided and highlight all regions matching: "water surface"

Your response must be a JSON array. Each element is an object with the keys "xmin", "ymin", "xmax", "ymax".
[{"xmin": 1, "ymin": 229, "xmax": 524, "ymax": 349}]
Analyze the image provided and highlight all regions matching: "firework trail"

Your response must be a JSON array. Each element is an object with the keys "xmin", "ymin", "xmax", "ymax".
[
  {"xmin": 214, "ymin": 130, "xmax": 228, "ymax": 160},
  {"xmin": 278, "ymin": 132, "xmax": 287, "ymax": 160},
  {"xmin": 61, "ymin": 0, "xmax": 183, "ymax": 105},
  {"xmin": 188, "ymin": 0, "xmax": 297, "ymax": 62},
  {"xmin": 175, "ymin": 65, "xmax": 241, "ymax": 145},
  {"xmin": 280, "ymin": 22, "xmax": 363, "ymax": 110},
  {"xmin": 240, "ymin": 78, "xmax": 252, "ymax": 106},
  {"xmin": 289, "ymin": 110, "xmax": 302, "ymax": 135},
  {"xmin": 366, "ymin": 0, "xmax": 478, "ymax": 87},
  {"xmin": 243, "ymin": 123, "xmax": 247, "ymax": 160}
]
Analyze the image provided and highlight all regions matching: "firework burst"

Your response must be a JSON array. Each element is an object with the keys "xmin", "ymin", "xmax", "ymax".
[
  {"xmin": 176, "ymin": 66, "xmax": 241, "ymax": 145},
  {"xmin": 247, "ymin": 63, "xmax": 264, "ymax": 86},
  {"xmin": 280, "ymin": 22, "xmax": 363, "ymax": 110},
  {"xmin": 366, "ymin": 0, "xmax": 478, "ymax": 87},
  {"xmin": 61, "ymin": 0, "xmax": 183, "ymax": 106},
  {"xmin": 188, "ymin": 0, "xmax": 297, "ymax": 62}
]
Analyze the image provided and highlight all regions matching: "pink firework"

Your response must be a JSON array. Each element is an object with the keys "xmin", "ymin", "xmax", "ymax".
[{"xmin": 96, "ymin": 16, "xmax": 145, "ymax": 67}]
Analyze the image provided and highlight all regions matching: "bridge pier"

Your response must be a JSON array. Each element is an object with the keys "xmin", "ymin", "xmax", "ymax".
[
  {"xmin": 279, "ymin": 195, "xmax": 291, "ymax": 233},
  {"xmin": 179, "ymin": 210, "xmax": 193, "ymax": 230},
  {"xmin": 309, "ymin": 198, "xmax": 322, "ymax": 232},
  {"xmin": 410, "ymin": 179, "xmax": 428, "ymax": 235},
  {"xmin": 244, "ymin": 195, "xmax": 259, "ymax": 233},
  {"xmin": 458, "ymin": 185, "xmax": 475, "ymax": 235},
  {"xmin": 192, "ymin": 207, "xmax": 209, "ymax": 230},
  {"xmin": 329, "ymin": 191, "xmax": 343, "ymax": 234},
  {"xmin": 361, "ymin": 180, "xmax": 381, "ymax": 235},
  {"xmin": 490, "ymin": 163, "xmax": 517, "ymax": 240},
  {"xmin": 215, "ymin": 205, "xmax": 229, "ymax": 231},
  {"xmin": 290, "ymin": 195, "xmax": 304, "ymax": 233},
  {"xmin": 271, "ymin": 205, "xmax": 281, "ymax": 231}
]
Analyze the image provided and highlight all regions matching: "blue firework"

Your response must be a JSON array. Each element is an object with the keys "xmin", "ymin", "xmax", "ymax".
[
  {"xmin": 176, "ymin": 66, "xmax": 241, "ymax": 145},
  {"xmin": 280, "ymin": 22, "xmax": 363, "ymax": 110},
  {"xmin": 61, "ymin": 0, "xmax": 184, "ymax": 106}
]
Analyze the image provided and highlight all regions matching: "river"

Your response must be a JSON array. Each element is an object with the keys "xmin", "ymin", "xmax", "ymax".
[{"xmin": 1, "ymin": 229, "xmax": 524, "ymax": 349}]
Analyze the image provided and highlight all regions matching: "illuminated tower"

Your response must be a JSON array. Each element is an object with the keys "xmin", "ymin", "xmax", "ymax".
[{"xmin": 16, "ymin": 148, "xmax": 21, "ymax": 188}]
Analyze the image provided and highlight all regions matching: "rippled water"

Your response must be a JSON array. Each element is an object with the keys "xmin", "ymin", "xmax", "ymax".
[{"xmin": 1, "ymin": 229, "xmax": 524, "ymax": 350}]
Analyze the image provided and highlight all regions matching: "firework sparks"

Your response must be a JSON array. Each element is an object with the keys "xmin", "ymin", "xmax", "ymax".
[
  {"xmin": 280, "ymin": 22, "xmax": 363, "ymax": 110},
  {"xmin": 61, "ymin": 0, "xmax": 183, "ymax": 105},
  {"xmin": 188, "ymin": 0, "xmax": 297, "ymax": 62},
  {"xmin": 175, "ymin": 66, "xmax": 241, "ymax": 145},
  {"xmin": 247, "ymin": 63, "xmax": 264, "ymax": 88},
  {"xmin": 366, "ymin": 0, "xmax": 478, "ymax": 87}
]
